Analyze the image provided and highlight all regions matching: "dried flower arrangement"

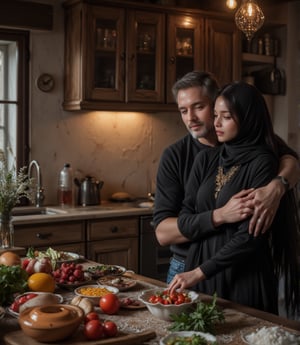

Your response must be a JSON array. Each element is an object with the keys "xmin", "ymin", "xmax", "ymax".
[{"xmin": 0, "ymin": 150, "xmax": 34, "ymax": 215}]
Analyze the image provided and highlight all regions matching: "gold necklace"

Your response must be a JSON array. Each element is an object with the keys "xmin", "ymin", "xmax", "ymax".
[{"xmin": 215, "ymin": 165, "xmax": 240, "ymax": 199}]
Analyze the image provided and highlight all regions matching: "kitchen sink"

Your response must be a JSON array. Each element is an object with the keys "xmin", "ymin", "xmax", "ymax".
[
  {"xmin": 12, "ymin": 206, "xmax": 68, "ymax": 216},
  {"xmin": 72, "ymin": 206, "xmax": 113, "ymax": 212}
]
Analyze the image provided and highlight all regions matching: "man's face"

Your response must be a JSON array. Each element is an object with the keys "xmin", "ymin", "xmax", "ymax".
[{"xmin": 177, "ymin": 86, "xmax": 216, "ymax": 145}]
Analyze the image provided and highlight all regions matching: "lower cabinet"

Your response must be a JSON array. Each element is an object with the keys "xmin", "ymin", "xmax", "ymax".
[
  {"xmin": 86, "ymin": 217, "xmax": 139, "ymax": 272},
  {"xmin": 13, "ymin": 220, "xmax": 86, "ymax": 256},
  {"xmin": 13, "ymin": 215, "xmax": 141, "ymax": 273}
]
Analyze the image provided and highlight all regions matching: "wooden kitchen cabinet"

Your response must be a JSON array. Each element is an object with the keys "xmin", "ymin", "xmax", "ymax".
[
  {"xmin": 63, "ymin": 1, "xmax": 166, "ymax": 111},
  {"xmin": 13, "ymin": 221, "xmax": 86, "ymax": 256},
  {"xmin": 166, "ymin": 13, "xmax": 204, "ymax": 103},
  {"xmin": 63, "ymin": 0, "xmax": 239, "ymax": 111},
  {"xmin": 86, "ymin": 217, "xmax": 139, "ymax": 272},
  {"xmin": 205, "ymin": 18, "xmax": 240, "ymax": 86}
]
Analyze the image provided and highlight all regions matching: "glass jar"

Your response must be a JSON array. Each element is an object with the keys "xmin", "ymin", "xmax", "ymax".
[{"xmin": 0, "ymin": 212, "xmax": 14, "ymax": 248}]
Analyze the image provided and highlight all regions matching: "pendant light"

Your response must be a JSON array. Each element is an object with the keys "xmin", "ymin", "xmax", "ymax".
[
  {"xmin": 226, "ymin": 0, "xmax": 238, "ymax": 10},
  {"xmin": 235, "ymin": 0, "xmax": 265, "ymax": 41}
]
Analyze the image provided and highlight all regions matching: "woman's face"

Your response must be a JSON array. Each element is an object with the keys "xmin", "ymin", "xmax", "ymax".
[{"xmin": 214, "ymin": 96, "xmax": 239, "ymax": 143}]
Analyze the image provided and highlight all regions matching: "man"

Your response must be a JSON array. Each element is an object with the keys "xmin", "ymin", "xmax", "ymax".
[{"xmin": 153, "ymin": 71, "xmax": 300, "ymax": 283}]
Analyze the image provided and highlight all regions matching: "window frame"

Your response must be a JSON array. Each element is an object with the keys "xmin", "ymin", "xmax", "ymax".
[{"xmin": 0, "ymin": 28, "xmax": 29, "ymax": 170}]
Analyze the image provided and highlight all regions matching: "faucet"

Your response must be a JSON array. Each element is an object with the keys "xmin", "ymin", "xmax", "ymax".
[{"xmin": 28, "ymin": 160, "xmax": 45, "ymax": 207}]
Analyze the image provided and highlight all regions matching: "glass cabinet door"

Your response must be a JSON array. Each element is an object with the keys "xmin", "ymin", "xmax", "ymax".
[
  {"xmin": 126, "ymin": 11, "xmax": 165, "ymax": 103},
  {"xmin": 166, "ymin": 14, "xmax": 204, "ymax": 103},
  {"xmin": 86, "ymin": 7, "xmax": 125, "ymax": 102}
]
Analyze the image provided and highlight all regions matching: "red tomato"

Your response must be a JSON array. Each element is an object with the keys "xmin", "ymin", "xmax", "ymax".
[
  {"xmin": 148, "ymin": 295, "xmax": 156, "ymax": 303},
  {"xmin": 103, "ymin": 320, "xmax": 118, "ymax": 337},
  {"xmin": 84, "ymin": 320, "xmax": 104, "ymax": 340},
  {"xmin": 99, "ymin": 293, "xmax": 120, "ymax": 315},
  {"xmin": 10, "ymin": 301, "xmax": 19, "ymax": 312},
  {"xmin": 84, "ymin": 312, "xmax": 100, "ymax": 324}
]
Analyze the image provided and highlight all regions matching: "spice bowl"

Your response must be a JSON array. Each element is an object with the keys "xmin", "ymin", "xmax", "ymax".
[
  {"xmin": 18, "ymin": 304, "xmax": 84, "ymax": 342},
  {"xmin": 74, "ymin": 284, "xmax": 119, "ymax": 305},
  {"xmin": 138, "ymin": 288, "xmax": 199, "ymax": 321}
]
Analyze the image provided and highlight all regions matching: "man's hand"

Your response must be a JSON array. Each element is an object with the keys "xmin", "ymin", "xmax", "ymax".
[{"xmin": 247, "ymin": 179, "xmax": 285, "ymax": 236}]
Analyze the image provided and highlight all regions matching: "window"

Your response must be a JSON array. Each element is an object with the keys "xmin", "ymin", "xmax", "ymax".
[{"xmin": 0, "ymin": 28, "xmax": 29, "ymax": 170}]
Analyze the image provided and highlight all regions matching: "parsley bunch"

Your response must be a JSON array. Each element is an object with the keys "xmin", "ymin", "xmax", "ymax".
[
  {"xmin": 169, "ymin": 293, "xmax": 225, "ymax": 334},
  {"xmin": 0, "ymin": 265, "xmax": 28, "ymax": 306}
]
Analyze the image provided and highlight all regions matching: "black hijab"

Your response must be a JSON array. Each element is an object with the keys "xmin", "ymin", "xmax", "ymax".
[{"xmin": 217, "ymin": 82, "xmax": 278, "ymax": 168}]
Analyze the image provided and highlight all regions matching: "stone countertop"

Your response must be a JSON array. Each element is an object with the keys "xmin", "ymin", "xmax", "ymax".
[{"xmin": 11, "ymin": 203, "xmax": 153, "ymax": 225}]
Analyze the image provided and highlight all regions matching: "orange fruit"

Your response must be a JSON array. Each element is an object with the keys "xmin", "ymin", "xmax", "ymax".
[{"xmin": 27, "ymin": 272, "xmax": 56, "ymax": 293}]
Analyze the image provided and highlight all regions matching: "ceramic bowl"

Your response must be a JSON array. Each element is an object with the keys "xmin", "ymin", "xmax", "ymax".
[
  {"xmin": 138, "ymin": 288, "xmax": 199, "ymax": 321},
  {"xmin": 160, "ymin": 331, "xmax": 217, "ymax": 345},
  {"xmin": 74, "ymin": 284, "xmax": 119, "ymax": 305},
  {"xmin": 18, "ymin": 304, "xmax": 84, "ymax": 342}
]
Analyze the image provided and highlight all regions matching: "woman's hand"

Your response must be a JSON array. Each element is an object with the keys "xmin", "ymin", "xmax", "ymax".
[
  {"xmin": 168, "ymin": 267, "xmax": 204, "ymax": 294},
  {"xmin": 213, "ymin": 189, "xmax": 254, "ymax": 227}
]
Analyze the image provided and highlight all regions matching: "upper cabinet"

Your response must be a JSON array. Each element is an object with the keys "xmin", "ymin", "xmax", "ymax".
[
  {"xmin": 205, "ymin": 18, "xmax": 240, "ymax": 86},
  {"xmin": 63, "ymin": 0, "xmax": 240, "ymax": 111},
  {"xmin": 166, "ymin": 14, "xmax": 204, "ymax": 103}
]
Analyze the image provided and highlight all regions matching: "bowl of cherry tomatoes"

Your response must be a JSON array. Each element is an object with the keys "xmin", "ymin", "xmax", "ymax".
[{"xmin": 138, "ymin": 288, "xmax": 199, "ymax": 321}]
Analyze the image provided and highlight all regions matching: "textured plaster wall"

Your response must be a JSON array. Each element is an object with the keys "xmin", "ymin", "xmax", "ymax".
[{"xmin": 29, "ymin": 0, "xmax": 186, "ymax": 205}]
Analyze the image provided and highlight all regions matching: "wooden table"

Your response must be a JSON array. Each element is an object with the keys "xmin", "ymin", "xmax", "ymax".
[{"xmin": 1, "ymin": 263, "xmax": 299, "ymax": 345}]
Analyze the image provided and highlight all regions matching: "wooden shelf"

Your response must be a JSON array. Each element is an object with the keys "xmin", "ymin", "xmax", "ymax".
[{"xmin": 242, "ymin": 53, "xmax": 274, "ymax": 65}]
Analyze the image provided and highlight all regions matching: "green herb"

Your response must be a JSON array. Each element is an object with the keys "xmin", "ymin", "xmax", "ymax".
[
  {"xmin": 0, "ymin": 264, "xmax": 28, "ymax": 306},
  {"xmin": 169, "ymin": 293, "xmax": 224, "ymax": 334}
]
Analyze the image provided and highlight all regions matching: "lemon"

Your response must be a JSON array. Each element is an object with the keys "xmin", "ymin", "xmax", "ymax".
[{"xmin": 27, "ymin": 272, "xmax": 56, "ymax": 293}]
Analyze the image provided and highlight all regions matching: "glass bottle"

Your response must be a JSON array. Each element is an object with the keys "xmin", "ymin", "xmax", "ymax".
[{"xmin": 57, "ymin": 163, "xmax": 73, "ymax": 207}]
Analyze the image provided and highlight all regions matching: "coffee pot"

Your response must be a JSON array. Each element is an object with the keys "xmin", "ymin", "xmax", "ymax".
[{"xmin": 74, "ymin": 176, "xmax": 104, "ymax": 206}]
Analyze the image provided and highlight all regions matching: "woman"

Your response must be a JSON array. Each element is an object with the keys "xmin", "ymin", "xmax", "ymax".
[{"xmin": 169, "ymin": 82, "xmax": 300, "ymax": 315}]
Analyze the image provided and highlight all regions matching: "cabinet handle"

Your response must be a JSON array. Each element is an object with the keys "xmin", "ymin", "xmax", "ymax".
[
  {"xmin": 120, "ymin": 52, "xmax": 126, "ymax": 61},
  {"xmin": 110, "ymin": 226, "xmax": 119, "ymax": 233},
  {"xmin": 36, "ymin": 232, "xmax": 52, "ymax": 240},
  {"xmin": 169, "ymin": 56, "xmax": 176, "ymax": 64}
]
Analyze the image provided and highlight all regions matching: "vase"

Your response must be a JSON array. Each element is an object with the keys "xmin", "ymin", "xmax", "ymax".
[{"xmin": 0, "ymin": 212, "xmax": 14, "ymax": 248}]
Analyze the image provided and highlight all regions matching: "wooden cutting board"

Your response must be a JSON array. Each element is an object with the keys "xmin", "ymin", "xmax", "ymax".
[{"xmin": 4, "ymin": 329, "xmax": 156, "ymax": 345}]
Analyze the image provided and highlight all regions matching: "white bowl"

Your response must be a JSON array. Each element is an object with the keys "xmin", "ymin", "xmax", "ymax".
[
  {"xmin": 138, "ymin": 288, "xmax": 199, "ymax": 321},
  {"xmin": 160, "ymin": 331, "xmax": 217, "ymax": 345},
  {"xmin": 74, "ymin": 284, "xmax": 119, "ymax": 305}
]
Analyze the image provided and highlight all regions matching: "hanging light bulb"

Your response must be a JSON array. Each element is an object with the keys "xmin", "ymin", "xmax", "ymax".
[
  {"xmin": 226, "ymin": 0, "xmax": 238, "ymax": 10},
  {"xmin": 235, "ymin": 0, "xmax": 265, "ymax": 41}
]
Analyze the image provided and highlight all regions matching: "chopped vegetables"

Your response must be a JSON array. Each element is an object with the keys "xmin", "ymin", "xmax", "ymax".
[{"xmin": 165, "ymin": 334, "xmax": 216, "ymax": 345}]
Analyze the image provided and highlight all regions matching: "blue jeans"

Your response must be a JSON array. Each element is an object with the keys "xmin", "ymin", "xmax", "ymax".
[{"xmin": 166, "ymin": 257, "xmax": 185, "ymax": 284}]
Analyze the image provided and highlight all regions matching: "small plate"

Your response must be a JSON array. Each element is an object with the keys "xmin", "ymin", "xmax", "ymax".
[
  {"xmin": 120, "ymin": 297, "xmax": 146, "ymax": 310},
  {"xmin": 97, "ymin": 276, "xmax": 137, "ymax": 291},
  {"xmin": 56, "ymin": 252, "xmax": 80, "ymax": 263},
  {"xmin": 7, "ymin": 292, "xmax": 64, "ymax": 318},
  {"xmin": 160, "ymin": 331, "xmax": 217, "ymax": 345},
  {"xmin": 86, "ymin": 264, "xmax": 126, "ymax": 279}
]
